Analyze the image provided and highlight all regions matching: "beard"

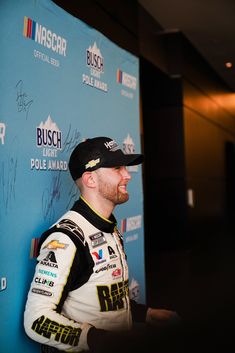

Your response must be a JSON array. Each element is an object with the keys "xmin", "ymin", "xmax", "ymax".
[{"xmin": 98, "ymin": 181, "xmax": 129, "ymax": 205}]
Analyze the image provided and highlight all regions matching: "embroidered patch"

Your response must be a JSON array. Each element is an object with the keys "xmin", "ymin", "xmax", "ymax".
[
  {"xmin": 89, "ymin": 232, "xmax": 106, "ymax": 247},
  {"xmin": 43, "ymin": 239, "xmax": 69, "ymax": 250}
]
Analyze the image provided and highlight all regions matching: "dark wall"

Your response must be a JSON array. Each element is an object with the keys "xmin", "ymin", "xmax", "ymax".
[
  {"xmin": 52, "ymin": 0, "xmax": 139, "ymax": 56},
  {"xmin": 140, "ymin": 27, "xmax": 235, "ymax": 250},
  {"xmin": 184, "ymin": 79, "xmax": 235, "ymax": 237},
  {"xmin": 140, "ymin": 59, "xmax": 188, "ymax": 251}
]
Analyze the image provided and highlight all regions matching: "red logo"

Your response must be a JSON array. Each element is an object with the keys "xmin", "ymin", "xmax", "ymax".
[{"xmin": 112, "ymin": 268, "xmax": 121, "ymax": 278}]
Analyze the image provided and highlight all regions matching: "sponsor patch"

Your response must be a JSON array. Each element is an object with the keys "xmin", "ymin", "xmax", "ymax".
[
  {"xmin": 108, "ymin": 246, "xmax": 118, "ymax": 259},
  {"xmin": 43, "ymin": 239, "xmax": 68, "ymax": 250},
  {"xmin": 89, "ymin": 232, "xmax": 106, "ymax": 247},
  {"xmin": 112, "ymin": 268, "xmax": 122, "ymax": 279},
  {"xmin": 95, "ymin": 263, "xmax": 116, "ymax": 273},
  {"xmin": 38, "ymin": 269, "xmax": 57, "ymax": 278},
  {"xmin": 92, "ymin": 248, "xmax": 106, "ymax": 265},
  {"xmin": 34, "ymin": 277, "xmax": 55, "ymax": 287},
  {"xmin": 32, "ymin": 288, "xmax": 53, "ymax": 296},
  {"xmin": 40, "ymin": 251, "xmax": 58, "ymax": 268}
]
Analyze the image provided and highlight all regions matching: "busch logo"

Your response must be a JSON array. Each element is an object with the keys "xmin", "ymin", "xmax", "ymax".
[
  {"xmin": 123, "ymin": 134, "xmax": 135, "ymax": 154},
  {"xmin": 129, "ymin": 278, "xmax": 140, "ymax": 301},
  {"xmin": 36, "ymin": 115, "xmax": 62, "ymax": 149},
  {"xmin": 86, "ymin": 42, "xmax": 104, "ymax": 73}
]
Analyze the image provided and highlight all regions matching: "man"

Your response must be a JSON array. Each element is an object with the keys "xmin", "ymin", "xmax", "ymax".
[{"xmin": 24, "ymin": 136, "xmax": 179, "ymax": 353}]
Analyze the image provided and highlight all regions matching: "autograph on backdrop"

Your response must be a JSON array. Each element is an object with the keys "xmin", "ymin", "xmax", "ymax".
[
  {"xmin": 15, "ymin": 80, "xmax": 33, "ymax": 119},
  {"xmin": 0, "ymin": 155, "xmax": 18, "ymax": 215},
  {"xmin": 41, "ymin": 172, "xmax": 79, "ymax": 222},
  {"xmin": 41, "ymin": 172, "xmax": 62, "ymax": 221},
  {"xmin": 62, "ymin": 124, "xmax": 81, "ymax": 154}
]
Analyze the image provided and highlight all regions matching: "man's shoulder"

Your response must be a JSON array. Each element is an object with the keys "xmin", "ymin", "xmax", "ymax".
[{"xmin": 38, "ymin": 215, "xmax": 87, "ymax": 256}]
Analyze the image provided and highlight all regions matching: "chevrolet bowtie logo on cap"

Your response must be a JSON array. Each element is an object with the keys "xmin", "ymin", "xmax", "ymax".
[{"xmin": 85, "ymin": 158, "xmax": 100, "ymax": 169}]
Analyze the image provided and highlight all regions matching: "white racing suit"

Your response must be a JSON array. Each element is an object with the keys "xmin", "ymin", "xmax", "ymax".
[{"xmin": 24, "ymin": 197, "xmax": 147, "ymax": 352}]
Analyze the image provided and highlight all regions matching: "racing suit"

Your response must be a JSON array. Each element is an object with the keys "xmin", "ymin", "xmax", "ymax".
[{"xmin": 24, "ymin": 196, "xmax": 147, "ymax": 352}]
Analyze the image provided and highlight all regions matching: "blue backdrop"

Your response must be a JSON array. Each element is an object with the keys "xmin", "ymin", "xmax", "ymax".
[{"xmin": 0, "ymin": 1, "xmax": 145, "ymax": 352}]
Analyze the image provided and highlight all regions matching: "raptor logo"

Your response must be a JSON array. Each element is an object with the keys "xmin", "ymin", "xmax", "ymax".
[{"xmin": 97, "ymin": 280, "xmax": 129, "ymax": 311}]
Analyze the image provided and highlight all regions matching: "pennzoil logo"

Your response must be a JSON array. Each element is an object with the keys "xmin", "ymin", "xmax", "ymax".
[{"xmin": 23, "ymin": 16, "xmax": 67, "ymax": 56}]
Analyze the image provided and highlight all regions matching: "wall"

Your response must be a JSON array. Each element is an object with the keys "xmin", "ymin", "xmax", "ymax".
[{"xmin": 182, "ymin": 39, "xmax": 235, "ymax": 239}]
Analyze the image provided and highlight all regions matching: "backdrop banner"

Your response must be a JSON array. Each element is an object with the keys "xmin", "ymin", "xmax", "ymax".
[{"xmin": 0, "ymin": 0, "xmax": 145, "ymax": 351}]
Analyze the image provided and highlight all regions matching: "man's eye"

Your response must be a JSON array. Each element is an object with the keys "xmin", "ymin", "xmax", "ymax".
[{"xmin": 114, "ymin": 166, "xmax": 121, "ymax": 170}]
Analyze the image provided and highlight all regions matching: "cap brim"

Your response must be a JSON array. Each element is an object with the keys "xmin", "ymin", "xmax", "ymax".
[
  {"xmin": 102, "ymin": 153, "xmax": 144, "ymax": 168},
  {"xmin": 125, "ymin": 154, "xmax": 144, "ymax": 166}
]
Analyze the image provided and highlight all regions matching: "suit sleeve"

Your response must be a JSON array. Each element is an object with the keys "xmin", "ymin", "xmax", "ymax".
[
  {"xmin": 130, "ymin": 299, "xmax": 148, "ymax": 323},
  {"xmin": 24, "ymin": 231, "xmax": 93, "ymax": 352}
]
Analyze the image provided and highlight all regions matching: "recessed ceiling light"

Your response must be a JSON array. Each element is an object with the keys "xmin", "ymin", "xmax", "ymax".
[{"xmin": 225, "ymin": 62, "xmax": 233, "ymax": 68}]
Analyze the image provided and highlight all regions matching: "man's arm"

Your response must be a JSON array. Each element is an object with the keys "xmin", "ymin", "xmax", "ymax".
[
  {"xmin": 131, "ymin": 299, "xmax": 181, "ymax": 326},
  {"xmin": 24, "ymin": 231, "xmax": 92, "ymax": 352}
]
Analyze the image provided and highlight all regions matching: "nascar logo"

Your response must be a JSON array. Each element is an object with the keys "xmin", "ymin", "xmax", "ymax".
[{"xmin": 23, "ymin": 16, "xmax": 67, "ymax": 56}]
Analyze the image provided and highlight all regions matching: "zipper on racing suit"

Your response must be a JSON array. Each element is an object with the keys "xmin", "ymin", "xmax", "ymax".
[{"xmin": 112, "ymin": 226, "xmax": 131, "ymax": 328}]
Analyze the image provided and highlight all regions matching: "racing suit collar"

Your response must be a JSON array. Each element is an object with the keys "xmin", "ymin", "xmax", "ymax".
[{"xmin": 71, "ymin": 196, "xmax": 117, "ymax": 233}]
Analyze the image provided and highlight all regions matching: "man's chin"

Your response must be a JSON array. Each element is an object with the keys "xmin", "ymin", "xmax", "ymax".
[{"xmin": 117, "ymin": 193, "xmax": 129, "ymax": 204}]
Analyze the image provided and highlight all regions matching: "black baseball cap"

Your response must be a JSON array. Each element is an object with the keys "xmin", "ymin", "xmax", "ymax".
[{"xmin": 68, "ymin": 136, "xmax": 144, "ymax": 180}]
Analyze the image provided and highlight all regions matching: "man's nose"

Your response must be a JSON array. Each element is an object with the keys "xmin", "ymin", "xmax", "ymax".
[{"xmin": 121, "ymin": 166, "xmax": 131, "ymax": 180}]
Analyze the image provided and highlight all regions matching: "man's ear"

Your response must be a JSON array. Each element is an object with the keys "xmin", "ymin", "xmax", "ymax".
[{"xmin": 82, "ymin": 171, "xmax": 96, "ymax": 188}]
